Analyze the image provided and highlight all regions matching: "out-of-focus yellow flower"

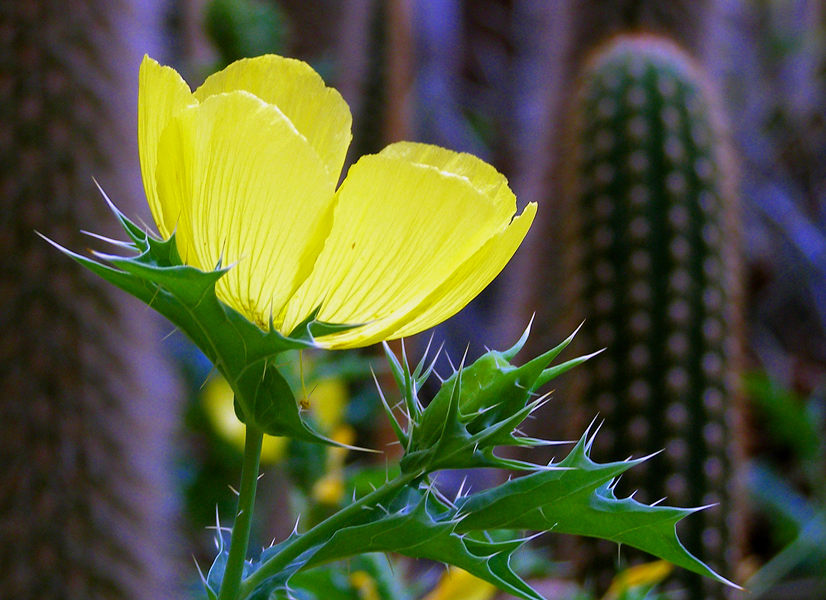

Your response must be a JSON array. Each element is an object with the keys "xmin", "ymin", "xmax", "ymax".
[
  {"xmin": 422, "ymin": 567, "xmax": 498, "ymax": 600},
  {"xmin": 202, "ymin": 370, "xmax": 349, "ymax": 463},
  {"xmin": 312, "ymin": 425, "xmax": 355, "ymax": 505},
  {"xmin": 349, "ymin": 571, "xmax": 380, "ymax": 600},
  {"xmin": 202, "ymin": 375, "xmax": 287, "ymax": 462},
  {"xmin": 602, "ymin": 560, "xmax": 673, "ymax": 600},
  {"xmin": 302, "ymin": 374, "xmax": 347, "ymax": 432},
  {"xmin": 138, "ymin": 55, "xmax": 535, "ymax": 349}
]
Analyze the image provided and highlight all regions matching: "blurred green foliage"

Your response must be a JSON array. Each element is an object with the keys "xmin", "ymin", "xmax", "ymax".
[
  {"xmin": 206, "ymin": 0, "xmax": 288, "ymax": 67},
  {"xmin": 744, "ymin": 372, "xmax": 826, "ymax": 596}
]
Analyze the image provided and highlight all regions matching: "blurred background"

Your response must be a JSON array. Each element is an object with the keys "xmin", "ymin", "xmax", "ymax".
[{"xmin": 2, "ymin": 1, "xmax": 825, "ymax": 599}]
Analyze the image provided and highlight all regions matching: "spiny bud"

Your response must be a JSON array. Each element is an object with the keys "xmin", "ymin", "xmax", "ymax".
[{"xmin": 399, "ymin": 324, "xmax": 596, "ymax": 475}]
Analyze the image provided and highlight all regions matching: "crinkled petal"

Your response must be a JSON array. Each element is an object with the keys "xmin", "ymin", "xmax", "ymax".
[
  {"xmin": 380, "ymin": 142, "xmax": 516, "ymax": 216},
  {"xmin": 317, "ymin": 203, "xmax": 536, "ymax": 348},
  {"xmin": 138, "ymin": 55, "xmax": 197, "ymax": 238},
  {"xmin": 280, "ymin": 147, "xmax": 522, "ymax": 344},
  {"xmin": 193, "ymin": 55, "xmax": 352, "ymax": 185},
  {"xmin": 153, "ymin": 91, "xmax": 337, "ymax": 328}
]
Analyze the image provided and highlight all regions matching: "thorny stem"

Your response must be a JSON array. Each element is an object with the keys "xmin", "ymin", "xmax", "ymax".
[
  {"xmin": 237, "ymin": 471, "xmax": 418, "ymax": 598},
  {"xmin": 217, "ymin": 425, "xmax": 264, "ymax": 600}
]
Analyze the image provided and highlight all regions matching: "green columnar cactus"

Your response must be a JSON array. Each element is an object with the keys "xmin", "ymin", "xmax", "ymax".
[{"xmin": 561, "ymin": 34, "xmax": 741, "ymax": 599}]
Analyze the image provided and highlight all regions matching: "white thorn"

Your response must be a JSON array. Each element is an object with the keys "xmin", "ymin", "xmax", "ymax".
[
  {"xmin": 445, "ymin": 352, "xmax": 456, "ymax": 372},
  {"xmin": 161, "ymin": 327, "xmax": 180, "ymax": 342},
  {"xmin": 192, "ymin": 554, "xmax": 209, "ymax": 586},
  {"xmin": 455, "ymin": 476, "xmax": 469, "ymax": 500}
]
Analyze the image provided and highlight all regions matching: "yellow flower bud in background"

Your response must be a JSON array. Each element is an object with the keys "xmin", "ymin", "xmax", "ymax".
[
  {"xmin": 202, "ymin": 375, "xmax": 287, "ymax": 463},
  {"xmin": 422, "ymin": 567, "xmax": 498, "ymax": 600},
  {"xmin": 602, "ymin": 561, "xmax": 674, "ymax": 600},
  {"xmin": 303, "ymin": 375, "xmax": 348, "ymax": 433},
  {"xmin": 349, "ymin": 570, "xmax": 380, "ymax": 600},
  {"xmin": 312, "ymin": 425, "xmax": 355, "ymax": 506}
]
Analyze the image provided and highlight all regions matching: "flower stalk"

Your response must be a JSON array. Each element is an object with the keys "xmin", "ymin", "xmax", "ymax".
[
  {"xmin": 238, "ymin": 470, "xmax": 419, "ymax": 598},
  {"xmin": 218, "ymin": 424, "xmax": 263, "ymax": 600}
]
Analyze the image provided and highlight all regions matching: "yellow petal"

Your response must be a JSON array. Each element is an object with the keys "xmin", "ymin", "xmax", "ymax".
[
  {"xmin": 281, "ymin": 148, "xmax": 527, "ymax": 347},
  {"xmin": 391, "ymin": 202, "xmax": 536, "ymax": 337},
  {"xmin": 320, "ymin": 203, "xmax": 536, "ymax": 348},
  {"xmin": 380, "ymin": 142, "xmax": 516, "ymax": 213},
  {"xmin": 154, "ymin": 91, "xmax": 336, "ymax": 327},
  {"xmin": 193, "ymin": 55, "xmax": 352, "ymax": 184},
  {"xmin": 138, "ymin": 55, "xmax": 197, "ymax": 239}
]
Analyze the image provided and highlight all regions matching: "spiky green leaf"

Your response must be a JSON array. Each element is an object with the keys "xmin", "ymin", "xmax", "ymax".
[
  {"xmin": 456, "ymin": 428, "xmax": 736, "ymax": 587},
  {"xmin": 302, "ymin": 487, "xmax": 543, "ymax": 600},
  {"xmin": 42, "ymin": 198, "xmax": 345, "ymax": 443}
]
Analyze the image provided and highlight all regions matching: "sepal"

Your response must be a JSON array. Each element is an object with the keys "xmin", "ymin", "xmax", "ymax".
[
  {"xmin": 202, "ymin": 510, "xmax": 230, "ymax": 600},
  {"xmin": 41, "ymin": 191, "xmax": 345, "ymax": 444}
]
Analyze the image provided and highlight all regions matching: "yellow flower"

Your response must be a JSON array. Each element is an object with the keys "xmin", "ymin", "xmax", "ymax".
[
  {"xmin": 312, "ymin": 425, "xmax": 355, "ymax": 505},
  {"xmin": 602, "ymin": 560, "xmax": 674, "ymax": 600},
  {"xmin": 422, "ymin": 567, "xmax": 497, "ymax": 600},
  {"xmin": 202, "ymin": 375, "xmax": 287, "ymax": 463},
  {"xmin": 138, "ymin": 55, "xmax": 535, "ymax": 349},
  {"xmin": 349, "ymin": 571, "xmax": 380, "ymax": 600}
]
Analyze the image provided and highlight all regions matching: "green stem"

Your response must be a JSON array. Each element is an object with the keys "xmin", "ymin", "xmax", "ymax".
[
  {"xmin": 238, "ymin": 471, "xmax": 418, "ymax": 598},
  {"xmin": 218, "ymin": 425, "xmax": 264, "ymax": 600}
]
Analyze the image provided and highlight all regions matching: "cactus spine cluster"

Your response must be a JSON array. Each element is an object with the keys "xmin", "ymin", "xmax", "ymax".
[{"xmin": 561, "ymin": 35, "xmax": 741, "ymax": 599}]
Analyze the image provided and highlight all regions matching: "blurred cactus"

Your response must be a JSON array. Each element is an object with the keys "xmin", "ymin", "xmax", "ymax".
[
  {"xmin": 0, "ymin": 1, "xmax": 178, "ymax": 598},
  {"xmin": 565, "ymin": 0, "xmax": 714, "ymax": 64},
  {"xmin": 559, "ymin": 34, "xmax": 742, "ymax": 599}
]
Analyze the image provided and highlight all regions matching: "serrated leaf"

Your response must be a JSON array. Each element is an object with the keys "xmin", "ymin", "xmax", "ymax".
[
  {"xmin": 42, "ymin": 203, "xmax": 343, "ymax": 444},
  {"xmin": 245, "ymin": 428, "xmax": 735, "ymax": 600},
  {"xmin": 276, "ymin": 566, "xmax": 360, "ymax": 600},
  {"xmin": 280, "ymin": 554, "xmax": 406, "ymax": 600},
  {"xmin": 303, "ymin": 487, "xmax": 544, "ymax": 600},
  {"xmin": 455, "ymin": 429, "xmax": 735, "ymax": 587},
  {"xmin": 245, "ymin": 534, "xmax": 310, "ymax": 600}
]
